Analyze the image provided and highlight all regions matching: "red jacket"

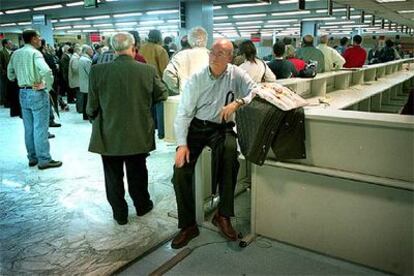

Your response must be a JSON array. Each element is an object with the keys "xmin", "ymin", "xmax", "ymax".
[
  {"xmin": 288, "ymin": 58, "xmax": 306, "ymax": 73},
  {"xmin": 343, "ymin": 45, "xmax": 367, "ymax": 68}
]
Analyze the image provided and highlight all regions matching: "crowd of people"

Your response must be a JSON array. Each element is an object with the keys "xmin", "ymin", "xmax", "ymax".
[{"xmin": 0, "ymin": 27, "xmax": 412, "ymax": 249}]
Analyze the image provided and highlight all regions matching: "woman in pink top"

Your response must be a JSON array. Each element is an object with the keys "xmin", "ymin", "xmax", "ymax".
[{"xmin": 285, "ymin": 45, "xmax": 305, "ymax": 74}]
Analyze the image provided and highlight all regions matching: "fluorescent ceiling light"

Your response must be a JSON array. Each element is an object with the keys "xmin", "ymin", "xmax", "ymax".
[
  {"xmin": 214, "ymin": 23, "xmax": 232, "ymax": 26},
  {"xmin": 0, "ymin": 12, "xmax": 3, "ymax": 15},
  {"xmin": 214, "ymin": 16, "xmax": 228, "ymax": 20},
  {"xmin": 5, "ymin": 9, "xmax": 31, "ymax": 14},
  {"xmin": 33, "ymin": 4, "xmax": 63, "ymax": 11},
  {"xmin": 228, "ymin": 3, "xmax": 270, "ymax": 8},
  {"xmin": 73, "ymin": 24, "xmax": 91, "ymax": 28},
  {"xmin": 267, "ymin": 19, "xmax": 298, "ymax": 23},
  {"xmin": 106, "ymin": 0, "xmax": 119, "ymax": 2},
  {"xmin": 342, "ymin": 24, "xmax": 370, "ymax": 28},
  {"xmin": 55, "ymin": 26, "xmax": 72, "ymax": 30},
  {"xmin": 376, "ymin": 0, "xmax": 406, "ymax": 2},
  {"xmin": 233, "ymin": 14, "xmax": 266, "ymax": 19},
  {"xmin": 324, "ymin": 21, "xmax": 355, "ymax": 25},
  {"xmin": 263, "ymin": 24, "xmax": 291, "ymax": 28},
  {"xmin": 341, "ymin": 15, "xmax": 372, "ymax": 19},
  {"xmin": 113, "ymin": 12, "xmax": 142, "ymax": 18},
  {"xmin": 115, "ymin": 22, "xmax": 137, "ymax": 26},
  {"xmin": 235, "ymin": 21, "xmax": 264, "ymax": 25},
  {"xmin": 1, "ymin": 23, "xmax": 16, "ymax": 26},
  {"xmin": 279, "ymin": 0, "xmax": 320, "ymax": 3},
  {"xmin": 302, "ymin": 17, "xmax": 336, "ymax": 21},
  {"xmin": 51, "ymin": 19, "xmax": 58, "ymax": 23},
  {"xmin": 167, "ymin": 19, "xmax": 180, "ymax": 23},
  {"xmin": 82, "ymin": 29, "xmax": 98, "ymax": 32},
  {"xmin": 271, "ymin": 10, "xmax": 310, "ymax": 16},
  {"xmin": 116, "ymin": 27, "xmax": 134, "ymax": 31},
  {"xmin": 93, "ymin": 23, "xmax": 113, "ymax": 27},
  {"xmin": 140, "ymin": 20, "xmax": 164, "ymax": 25},
  {"xmin": 66, "ymin": 1, "xmax": 84, "ymax": 6},
  {"xmin": 146, "ymin": 10, "xmax": 178, "ymax": 15},
  {"xmin": 60, "ymin": 17, "xmax": 82, "ymax": 22},
  {"xmin": 213, "ymin": 6, "xmax": 221, "ymax": 10},
  {"xmin": 85, "ymin": 15, "xmax": 110, "ymax": 20},
  {"xmin": 67, "ymin": 30, "xmax": 82, "ymax": 33},
  {"xmin": 398, "ymin": 10, "xmax": 414, "ymax": 13},
  {"xmin": 17, "ymin": 22, "xmax": 31, "ymax": 25}
]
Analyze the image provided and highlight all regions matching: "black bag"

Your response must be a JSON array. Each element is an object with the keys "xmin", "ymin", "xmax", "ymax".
[
  {"xmin": 298, "ymin": 60, "xmax": 317, "ymax": 78},
  {"xmin": 236, "ymin": 97, "xmax": 286, "ymax": 165},
  {"xmin": 236, "ymin": 97, "xmax": 306, "ymax": 165}
]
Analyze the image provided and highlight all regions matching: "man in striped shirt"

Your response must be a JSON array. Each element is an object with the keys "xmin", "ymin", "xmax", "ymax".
[{"xmin": 7, "ymin": 30, "xmax": 62, "ymax": 170}]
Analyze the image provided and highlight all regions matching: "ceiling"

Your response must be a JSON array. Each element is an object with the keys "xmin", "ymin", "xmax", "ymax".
[{"xmin": 0, "ymin": 0, "xmax": 413, "ymax": 38}]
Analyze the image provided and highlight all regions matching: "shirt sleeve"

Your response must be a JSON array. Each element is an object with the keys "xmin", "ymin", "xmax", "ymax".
[
  {"xmin": 235, "ymin": 67, "xmax": 257, "ymax": 104},
  {"xmin": 7, "ymin": 54, "xmax": 16, "ymax": 81},
  {"xmin": 163, "ymin": 58, "xmax": 180, "ymax": 95},
  {"xmin": 34, "ymin": 51, "xmax": 54, "ymax": 92},
  {"xmin": 174, "ymin": 75, "xmax": 200, "ymax": 146},
  {"xmin": 264, "ymin": 62, "xmax": 277, "ymax": 82},
  {"xmin": 331, "ymin": 48, "xmax": 346, "ymax": 69}
]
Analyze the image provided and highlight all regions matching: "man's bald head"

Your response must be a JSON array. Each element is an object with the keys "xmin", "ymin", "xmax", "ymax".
[
  {"xmin": 212, "ymin": 38, "xmax": 234, "ymax": 57},
  {"xmin": 302, "ymin": 35, "xmax": 314, "ymax": 47},
  {"xmin": 209, "ymin": 38, "xmax": 234, "ymax": 77}
]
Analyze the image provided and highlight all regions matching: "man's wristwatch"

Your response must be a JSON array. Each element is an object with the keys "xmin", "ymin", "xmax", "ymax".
[{"xmin": 235, "ymin": 98, "xmax": 245, "ymax": 106}]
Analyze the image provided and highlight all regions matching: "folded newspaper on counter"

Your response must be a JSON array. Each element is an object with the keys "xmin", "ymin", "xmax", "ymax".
[{"xmin": 251, "ymin": 83, "xmax": 308, "ymax": 111}]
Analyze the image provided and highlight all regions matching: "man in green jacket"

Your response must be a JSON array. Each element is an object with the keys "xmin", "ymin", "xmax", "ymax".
[
  {"xmin": 296, "ymin": 35, "xmax": 326, "ymax": 73},
  {"xmin": 87, "ymin": 32, "xmax": 169, "ymax": 225}
]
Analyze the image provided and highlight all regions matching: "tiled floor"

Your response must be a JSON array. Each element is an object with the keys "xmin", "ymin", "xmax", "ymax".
[
  {"xmin": 0, "ymin": 105, "xmax": 178, "ymax": 275},
  {"xmin": 1, "ymin": 104, "xmax": 388, "ymax": 275}
]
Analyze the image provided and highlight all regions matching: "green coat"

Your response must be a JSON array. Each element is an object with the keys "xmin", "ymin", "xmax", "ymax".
[{"xmin": 87, "ymin": 55, "xmax": 168, "ymax": 155}]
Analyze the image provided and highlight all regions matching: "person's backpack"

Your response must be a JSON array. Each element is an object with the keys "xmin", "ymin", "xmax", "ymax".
[{"xmin": 298, "ymin": 60, "xmax": 317, "ymax": 78}]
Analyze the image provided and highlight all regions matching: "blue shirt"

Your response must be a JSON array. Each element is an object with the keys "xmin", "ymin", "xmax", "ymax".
[{"xmin": 174, "ymin": 64, "xmax": 256, "ymax": 146}]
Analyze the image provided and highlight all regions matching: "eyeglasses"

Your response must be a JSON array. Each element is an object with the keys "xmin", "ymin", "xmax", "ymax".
[{"xmin": 209, "ymin": 50, "xmax": 229, "ymax": 58}]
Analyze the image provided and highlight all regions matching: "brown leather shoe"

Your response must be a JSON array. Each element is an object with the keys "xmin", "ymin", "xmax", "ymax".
[
  {"xmin": 171, "ymin": 225, "xmax": 199, "ymax": 249},
  {"xmin": 212, "ymin": 212, "xmax": 237, "ymax": 241}
]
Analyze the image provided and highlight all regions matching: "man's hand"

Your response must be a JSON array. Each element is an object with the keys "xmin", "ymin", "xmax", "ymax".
[
  {"xmin": 175, "ymin": 145, "xmax": 190, "ymax": 168},
  {"xmin": 33, "ymin": 82, "xmax": 45, "ymax": 90},
  {"xmin": 220, "ymin": 101, "xmax": 240, "ymax": 122}
]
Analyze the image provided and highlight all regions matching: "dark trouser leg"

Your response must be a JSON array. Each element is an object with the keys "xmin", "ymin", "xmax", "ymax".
[
  {"xmin": 101, "ymin": 155, "xmax": 128, "ymax": 220},
  {"xmin": 172, "ymin": 124, "xmax": 207, "ymax": 228},
  {"xmin": 124, "ymin": 153, "xmax": 151, "ymax": 211},
  {"xmin": 213, "ymin": 133, "xmax": 239, "ymax": 217},
  {"xmin": 82, "ymin": 93, "xmax": 88, "ymax": 120}
]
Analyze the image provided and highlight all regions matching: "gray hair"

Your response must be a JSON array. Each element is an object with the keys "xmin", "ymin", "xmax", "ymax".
[
  {"xmin": 81, "ymin": 44, "xmax": 92, "ymax": 54},
  {"xmin": 73, "ymin": 46, "xmax": 82, "ymax": 54},
  {"xmin": 62, "ymin": 45, "xmax": 70, "ymax": 53},
  {"xmin": 111, "ymin": 32, "xmax": 135, "ymax": 52},
  {"xmin": 188, "ymin": 26, "xmax": 207, "ymax": 48}
]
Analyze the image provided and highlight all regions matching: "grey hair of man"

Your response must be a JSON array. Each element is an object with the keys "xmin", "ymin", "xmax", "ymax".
[
  {"xmin": 73, "ymin": 46, "xmax": 82, "ymax": 54},
  {"xmin": 81, "ymin": 44, "xmax": 92, "ymax": 54},
  {"xmin": 111, "ymin": 32, "xmax": 135, "ymax": 52},
  {"xmin": 62, "ymin": 44, "xmax": 70, "ymax": 53},
  {"xmin": 188, "ymin": 26, "xmax": 208, "ymax": 48}
]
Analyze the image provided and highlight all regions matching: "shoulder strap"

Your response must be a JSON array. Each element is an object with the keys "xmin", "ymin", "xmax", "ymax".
[{"xmin": 261, "ymin": 59, "xmax": 266, "ymax": 82}]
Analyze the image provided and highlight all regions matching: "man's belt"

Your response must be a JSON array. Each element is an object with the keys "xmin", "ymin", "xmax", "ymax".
[{"xmin": 19, "ymin": 85, "xmax": 33, "ymax": 89}]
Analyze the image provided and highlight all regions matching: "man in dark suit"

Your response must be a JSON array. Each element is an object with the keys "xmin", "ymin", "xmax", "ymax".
[
  {"xmin": 0, "ymin": 38, "xmax": 13, "ymax": 106},
  {"xmin": 87, "ymin": 32, "xmax": 169, "ymax": 225}
]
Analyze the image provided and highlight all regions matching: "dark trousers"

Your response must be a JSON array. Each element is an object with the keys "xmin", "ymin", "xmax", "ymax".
[
  {"xmin": 101, "ymin": 153, "xmax": 151, "ymax": 220},
  {"xmin": 172, "ymin": 118, "xmax": 239, "ymax": 229},
  {"xmin": 81, "ymin": 93, "xmax": 88, "ymax": 120}
]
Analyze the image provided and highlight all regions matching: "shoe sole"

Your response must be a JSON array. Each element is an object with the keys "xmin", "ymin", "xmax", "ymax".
[{"xmin": 38, "ymin": 164, "xmax": 62, "ymax": 170}]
